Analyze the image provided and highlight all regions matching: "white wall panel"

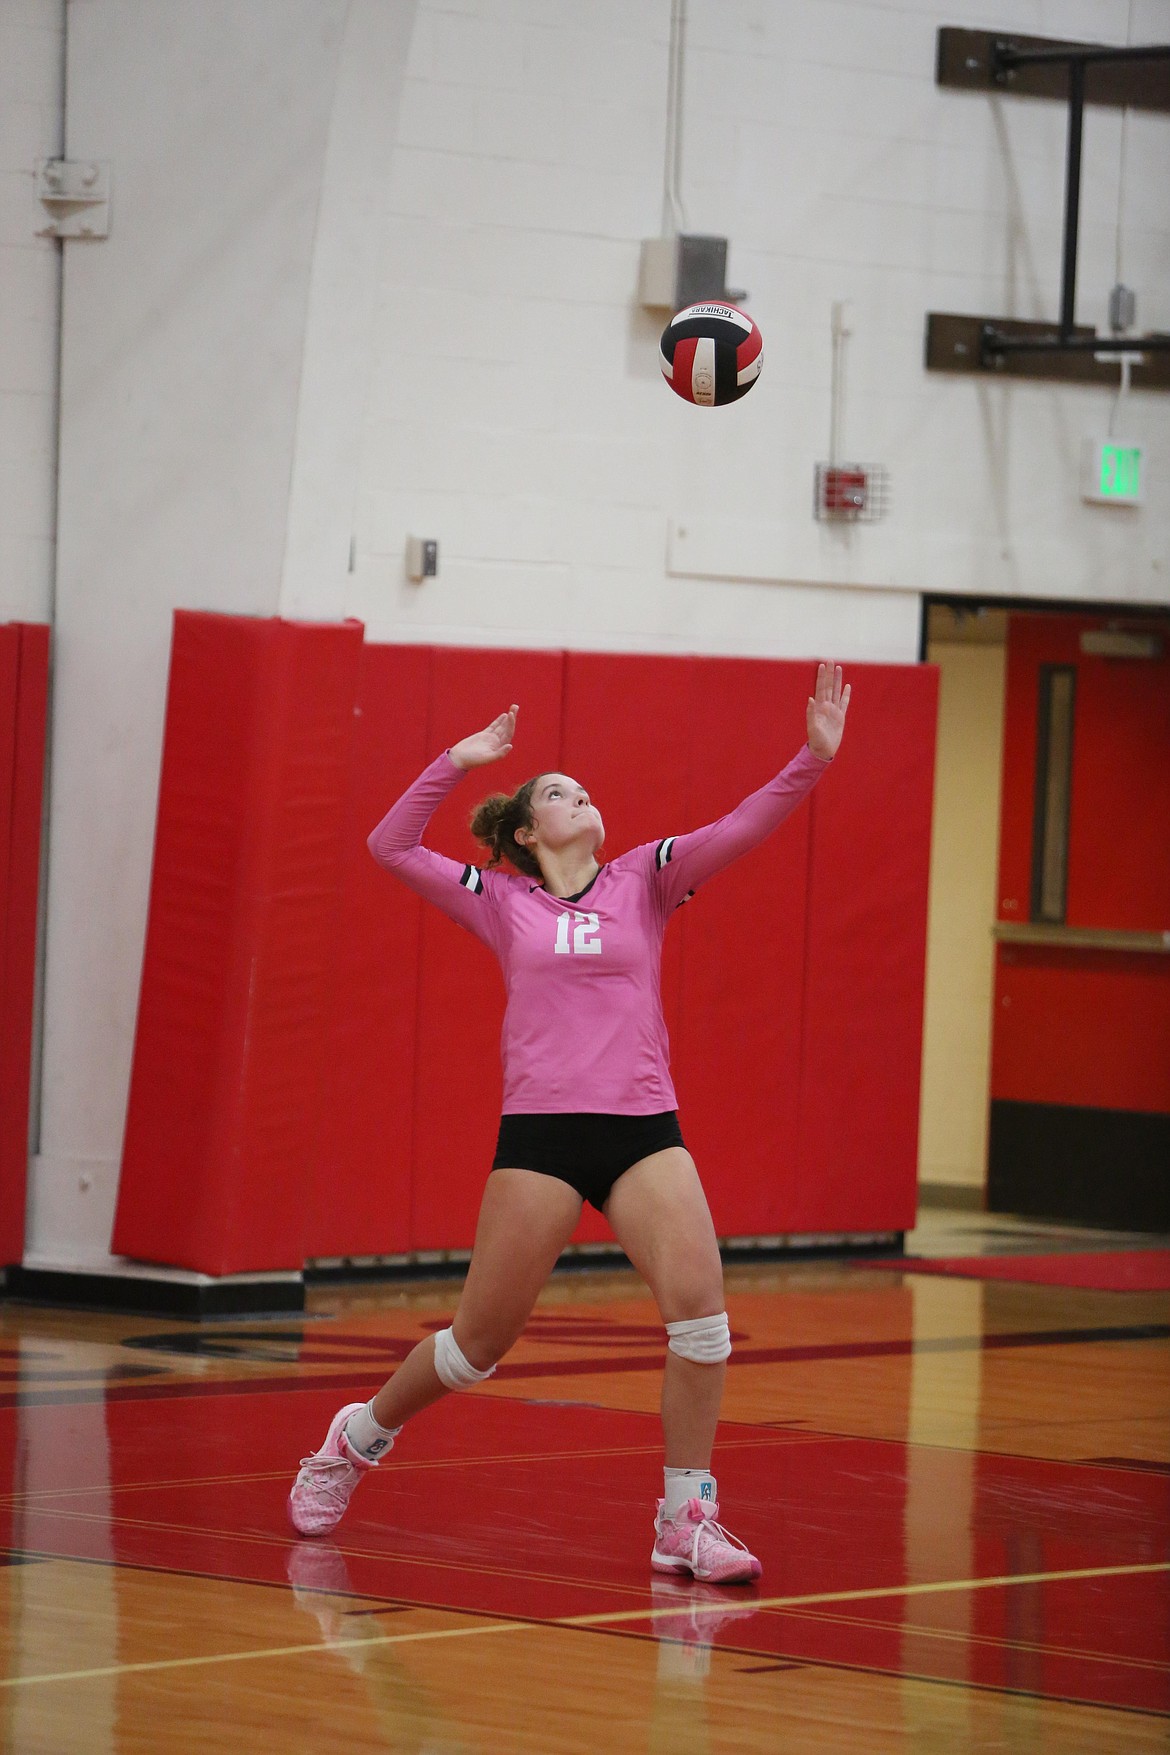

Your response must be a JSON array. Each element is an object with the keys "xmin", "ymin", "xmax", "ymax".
[
  {"xmin": 349, "ymin": 0, "xmax": 1167, "ymax": 660},
  {"xmin": 31, "ymin": 0, "xmax": 418, "ymax": 1267},
  {"xmin": 278, "ymin": 0, "xmax": 418, "ymax": 619},
  {"xmin": 0, "ymin": 1, "xmax": 60, "ymax": 628},
  {"xmin": 0, "ymin": 17, "xmax": 61, "ymax": 105}
]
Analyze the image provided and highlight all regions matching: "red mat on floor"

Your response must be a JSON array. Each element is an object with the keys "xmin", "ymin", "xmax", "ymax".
[{"xmin": 861, "ymin": 1250, "xmax": 1170, "ymax": 1293}]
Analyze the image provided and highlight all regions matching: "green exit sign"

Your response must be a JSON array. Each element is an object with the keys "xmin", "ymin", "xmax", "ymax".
[{"xmin": 1081, "ymin": 438, "xmax": 1143, "ymax": 505}]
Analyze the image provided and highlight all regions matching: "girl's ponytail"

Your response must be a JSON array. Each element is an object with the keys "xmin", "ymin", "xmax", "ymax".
[{"xmin": 470, "ymin": 777, "xmax": 543, "ymax": 879}]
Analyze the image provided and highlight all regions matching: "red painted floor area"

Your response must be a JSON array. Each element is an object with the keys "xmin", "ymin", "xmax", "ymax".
[
  {"xmin": 863, "ymin": 1251, "xmax": 1170, "ymax": 1293},
  {"xmin": 3, "ymin": 1385, "xmax": 1167, "ymax": 1714}
]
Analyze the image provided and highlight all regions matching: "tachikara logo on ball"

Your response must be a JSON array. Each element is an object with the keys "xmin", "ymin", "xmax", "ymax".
[{"xmin": 659, "ymin": 301, "xmax": 762, "ymax": 406}]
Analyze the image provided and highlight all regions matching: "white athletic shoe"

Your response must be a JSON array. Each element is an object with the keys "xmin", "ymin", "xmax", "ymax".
[{"xmin": 287, "ymin": 1402, "xmax": 376, "ymax": 1536}]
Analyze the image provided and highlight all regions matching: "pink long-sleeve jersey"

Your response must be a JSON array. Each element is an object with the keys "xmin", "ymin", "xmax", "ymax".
[{"xmin": 367, "ymin": 745, "xmax": 830, "ymax": 1115}]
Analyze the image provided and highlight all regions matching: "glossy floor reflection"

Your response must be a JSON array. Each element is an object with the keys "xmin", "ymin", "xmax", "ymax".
[{"xmin": 1, "ymin": 1219, "xmax": 1168, "ymax": 1753}]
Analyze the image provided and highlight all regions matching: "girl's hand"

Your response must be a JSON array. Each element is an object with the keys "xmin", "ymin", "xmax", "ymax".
[
  {"xmin": 806, "ymin": 663, "xmax": 850, "ymax": 761},
  {"xmin": 449, "ymin": 704, "xmax": 519, "ymax": 771}
]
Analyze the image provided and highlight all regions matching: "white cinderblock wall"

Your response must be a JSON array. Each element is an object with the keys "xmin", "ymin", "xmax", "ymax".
[
  {"xmin": 0, "ymin": 0, "xmax": 62, "ymax": 627},
  {"xmin": 15, "ymin": 0, "xmax": 1170, "ymax": 1269},
  {"xmin": 320, "ymin": 0, "xmax": 1170, "ymax": 659}
]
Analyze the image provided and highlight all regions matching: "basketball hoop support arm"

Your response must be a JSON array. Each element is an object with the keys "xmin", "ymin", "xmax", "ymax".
[
  {"xmin": 926, "ymin": 31, "xmax": 1170, "ymax": 386},
  {"xmin": 985, "ymin": 42, "xmax": 1170, "ymax": 362}
]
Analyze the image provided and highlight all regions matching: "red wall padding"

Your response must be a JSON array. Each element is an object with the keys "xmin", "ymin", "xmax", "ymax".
[
  {"xmin": 119, "ymin": 624, "xmax": 938, "ymax": 1273},
  {"xmin": 665, "ymin": 658, "xmax": 813, "ymax": 1238},
  {"xmin": 557, "ymin": 655, "xmax": 936, "ymax": 1241},
  {"xmin": 792, "ymin": 665, "xmax": 938, "ymax": 1233},
  {"xmin": 992, "ymin": 613, "xmax": 1170, "ymax": 1115},
  {"xmin": 306, "ymin": 643, "xmax": 430, "ymax": 1257},
  {"xmin": 114, "ymin": 612, "xmax": 364, "ymax": 1273},
  {"xmin": 0, "ymin": 624, "xmax": 50, "ymax": 1266},
  {"xmin": 408, "ymin": 647, "xmax": 565, "ymax": 1250}
]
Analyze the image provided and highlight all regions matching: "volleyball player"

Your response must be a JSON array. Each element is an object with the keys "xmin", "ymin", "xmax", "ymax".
[{"xmin": 288, "ymin": 662, "xmax": 851, "ymax": 1583}]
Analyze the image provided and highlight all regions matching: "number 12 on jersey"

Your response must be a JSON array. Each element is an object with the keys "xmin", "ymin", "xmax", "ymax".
[{"xmin": 554, "ymin": 911, "xmax": 602, "ymax": 955}]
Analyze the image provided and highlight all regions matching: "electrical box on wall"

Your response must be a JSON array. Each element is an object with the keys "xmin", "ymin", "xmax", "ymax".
[
  {"xmin": 405, "ymin": 536, "xmax": 438, "ymax": 580},
  {"xmin": 1081, "ymin": 438, "xmax": 1143, "ymax": 505},
  {"xmin": 639, "ymin": 234, "xmax": 738, "ymax": 309}
]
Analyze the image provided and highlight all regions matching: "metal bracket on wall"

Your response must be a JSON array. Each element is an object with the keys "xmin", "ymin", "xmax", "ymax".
[
  {"xmin": 926, "ymin": 315, "xmax": 1170, "ymax": 391},
  {"xmin": 927, "ymin": 31, "xmax": 1170, "ymax": 387},
  {"xmin": 35, "ymin": 159, "xmax": 110, "ymax": 239}
]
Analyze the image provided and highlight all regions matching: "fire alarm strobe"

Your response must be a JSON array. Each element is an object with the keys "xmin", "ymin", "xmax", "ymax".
[{"xmin": 814, "ymin": 462, "xmax": 889, "ymax": 522}]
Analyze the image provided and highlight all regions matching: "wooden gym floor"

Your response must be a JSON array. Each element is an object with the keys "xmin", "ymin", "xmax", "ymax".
[{"xmin": 1, "ymin": 1209, "xmax": 1167, "ymax": 1754}]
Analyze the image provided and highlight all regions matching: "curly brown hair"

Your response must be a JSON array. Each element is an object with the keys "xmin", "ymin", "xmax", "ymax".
[{"xmin": 469, "ymin": 776, "xmax": 545, "ymax": 880}]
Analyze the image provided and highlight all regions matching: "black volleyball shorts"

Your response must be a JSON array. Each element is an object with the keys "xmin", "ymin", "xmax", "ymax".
[{"xmin": 491, "ymin": 1111, "xmax": 686, "ymax": 1211}]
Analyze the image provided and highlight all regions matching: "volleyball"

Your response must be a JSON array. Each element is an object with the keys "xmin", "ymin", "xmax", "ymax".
[{"xmin": 659, "ymin": 302, "xmax": 763, "ymax": 406}]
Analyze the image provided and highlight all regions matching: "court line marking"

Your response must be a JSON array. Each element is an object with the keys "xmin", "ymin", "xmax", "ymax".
[
  {"xmin": 0, "ymin": 1432, "xmax": 811, "ymax": 1507},
  {"xmin": 562, "ymin": 1561, "xmax": 1170, "ymax": 1628},
  {"xmin": 766, "ymin": 1604, "xmax": 1170, "ymax": 1673},
  {"xmin": 2, "ymin": 1559, "xmax": 1166, "ymax": 1690}
]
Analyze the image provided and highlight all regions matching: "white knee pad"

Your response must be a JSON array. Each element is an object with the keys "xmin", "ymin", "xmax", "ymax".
[
  {"xmin": 433, "ymin": 1326, "xmax": 497, "ymax": 1391},
  {"xmin": 666, "ymin": 1312, "xmax": 732, "ymax": 1364}
]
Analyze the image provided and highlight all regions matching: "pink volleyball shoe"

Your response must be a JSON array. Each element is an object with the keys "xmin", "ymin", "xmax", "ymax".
[
  {"xmin": 651, "ymin": 1497, "xmax": 762, "ymax": 1585},
  {"xmin": 287, "ymin": 1402, "xmax": 376, "ymax": 1536}
]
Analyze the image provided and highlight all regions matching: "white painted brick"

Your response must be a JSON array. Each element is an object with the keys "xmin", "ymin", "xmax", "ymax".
[
  {"xmin": 398, "ymin": 78, "xmax": 665, "ymax": 177},
  {"xmin": 0, "ymin": 96, "xmax": 61, "ymax": 165},
  {"xmin": 520, "ymin": 26, "xmax": 666, "ymax": 112},
  {"xmin": 354, "ymin": 553, "xmax": 578, "ymax": 645},
  {"xmin": 411, "ymin": 6, "xmax": 667, "ymax": 100},
  {"xmin": 369, "ymin": 287, "xmax": 661, "ymax": 398},
  {"xmin": 0, "ymin": 385, "xmax": 53, "ymax": 459},
  {"xmin": 1123, "ymin": 115, "xmax": 1170, "ymax": 235},
  {"xmin": 363, "ymin": 345, "xmax": 643, "ymax": 441},
  {"xmin": 387, "ymin": 146, "xmax": 655, "ymax": 238},
  {"xmin": 1133, "ymin": 0, "xmax": 1169, "ymax": 32},
  {"xmin": 406, "ymin": 8, "xmax": 531, "ymax": 86},
  {"xmin": 0, "ymin": 241, "xmax": 57, "ymax": 391},
  {"xmin": 0, "ymin": 22, "xmax": 61, "ymax": 106},
  {"xmin": 2, "ymin": 0, "xmax": 64, "ymax": 29},
  {"xmin": 0, "ymin": 165, "xmax": 47, "ymax": 247},
  {"xmin": 668, "ymin": 574, "xmax": 921, "ymax": 665},
  {"xmin": 0, "ymin": 393, "xmax": 54, "ymax": 536},
  {"xmin": 686, "ymin": 0, "xmax": 934, "ymax": 80},
  {"xmin": 0, "ymin": 529, "xmax": 53, "ymax": 620},
  {"xmin": 359, "ymin": 478, "xmax": 666, "ymax": 573},
  {"xmin": 560, "ymin": 565, "xmax": 667, "ymax": 641},
  {"xmin": 427, "ymin": 0, "xmax": 664, "ymax": 40},
  {"xmin": 373, "ymin": 280, "xmax": 524, "ymax": 363},
  {"xmin": 359, "ymin": 485, "xmax": 556, "ymax": 564},
  {"xmin": 363, "ymin": 411, "xmax": 670, "ymax": 508},
  {"xmin": 361, "ymin": 418, "xmax": 526, "ymax": 498},
  {"xmin": 383, "ymin": 215, "xmax": 638, "ymax": 304}
]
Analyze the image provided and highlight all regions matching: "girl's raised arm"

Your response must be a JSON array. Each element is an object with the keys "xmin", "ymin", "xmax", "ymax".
[
  {"xmin": 367, "ymin": 704, "xmax": 522, "ymax": 948},
  {"xmin": 651, "ymin": 664, "xmax": 850, "ymax": 912}
]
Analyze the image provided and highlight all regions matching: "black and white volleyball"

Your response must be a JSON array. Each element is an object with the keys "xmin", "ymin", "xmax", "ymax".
[{"xmin": 659, "ymin": 302, "xmax": 763, "ymax": 406}]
